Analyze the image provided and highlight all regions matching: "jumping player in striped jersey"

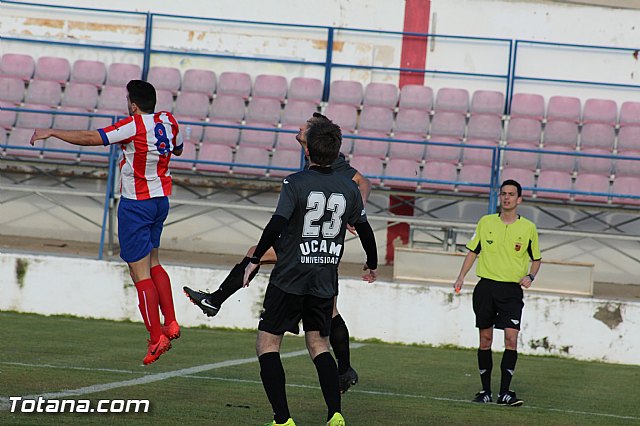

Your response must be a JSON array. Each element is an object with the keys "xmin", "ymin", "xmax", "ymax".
[
  {"xmin": 30, "ymin": 80, "xmax": 183, "ymax": 365},
  {"xmin": 184, "ymin": 113, "xmax": 371, "ymax": 393}
]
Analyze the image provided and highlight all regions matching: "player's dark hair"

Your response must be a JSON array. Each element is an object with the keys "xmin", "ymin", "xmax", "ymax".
[
  {"xmin": 306, "ymin": 118, "xmax": 342, "ymax": 166},
  {"xmin": 126, "ymin": 80, "xmax": 156, "ymax": 113},
  {"xmin": 501, "ymin": 179, "xmax": 522, "ymax": 197}
]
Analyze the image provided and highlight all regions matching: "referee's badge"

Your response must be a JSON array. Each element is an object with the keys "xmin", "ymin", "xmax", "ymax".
[{"xmin": 515, "ymin": 243, "xmax": 522, "ymax": 251}]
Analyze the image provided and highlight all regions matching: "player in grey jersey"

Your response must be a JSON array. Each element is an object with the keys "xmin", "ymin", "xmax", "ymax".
[
  {"xmin": 244, "ymin": 114, "xmax": 377, "ymax": 426},
  {"xmin": 184, "ymin": 113, "xmax": 371, "ymax": 392}
]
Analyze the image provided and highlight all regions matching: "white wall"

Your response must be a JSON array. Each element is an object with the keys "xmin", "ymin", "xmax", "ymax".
[{"xmin": 2, "ymin": 252, "xmax": 638, "ymax": 365}]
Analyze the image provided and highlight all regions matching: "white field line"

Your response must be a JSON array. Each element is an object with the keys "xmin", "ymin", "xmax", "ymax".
[{"xmin": 2, "ymin": 344, "xmax": 637, "ymax": 422}]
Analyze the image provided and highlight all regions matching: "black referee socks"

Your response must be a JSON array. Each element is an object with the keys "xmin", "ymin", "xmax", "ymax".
[
  {"xmin": 500, "ymin": 349, "xmax": 518, "ymax": 394},
  {"xmin": 477, "ymin": 349, "xmax": 493, "ymax": 393}
]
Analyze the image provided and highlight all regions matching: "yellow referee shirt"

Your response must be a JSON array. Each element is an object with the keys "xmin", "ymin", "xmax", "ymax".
[{"xmin": 466, "ymin": 214, "xmax": 541, "ymax": 283}]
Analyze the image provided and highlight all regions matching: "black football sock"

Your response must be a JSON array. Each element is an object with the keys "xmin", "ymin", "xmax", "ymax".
[
  {"xmin": 500, "ymin": 349, "xmax": 518, "ymax": 394},
  {"xmin": 208, "ymin": 257, "xmax": 259, "ymax": 306},
  {"xmin": 478, "ymin": 349, "xmax": 493, "ymax": 393},
  {"xmin": 313, "ymin": 351, "xmax": 341, "ymax": 422},
  {"xmin": 259, "ymin": 352, "xmax": 290, "ymax": 424},
  {"xmin": 330, "ymin": 314, "xmax": 351, "ymax": 375}
]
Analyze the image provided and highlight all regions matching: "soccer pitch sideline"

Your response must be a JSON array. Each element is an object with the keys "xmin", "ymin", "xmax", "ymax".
[{"xmin": 1, "ymin": 312, "xmax": 638, "ymax": 425}]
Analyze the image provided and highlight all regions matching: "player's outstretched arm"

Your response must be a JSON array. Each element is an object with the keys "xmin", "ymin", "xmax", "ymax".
[
  {"xmin": 30, "ymin": 129, "xmax": 104, "ymax": 147},
  {"xmin": 353, "ymin": 220, "xmax": 378, "ymax": 283}
]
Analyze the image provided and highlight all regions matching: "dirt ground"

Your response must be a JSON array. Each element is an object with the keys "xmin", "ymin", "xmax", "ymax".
[{"xmin": 1, "ymin": 234, "xmax": 639, "ymax": 301}]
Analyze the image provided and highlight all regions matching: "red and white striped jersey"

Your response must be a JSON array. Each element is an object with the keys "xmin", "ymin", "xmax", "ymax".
[{"xmin": 98, "ymin": 112, "xmax": 182, "ymax": 200}]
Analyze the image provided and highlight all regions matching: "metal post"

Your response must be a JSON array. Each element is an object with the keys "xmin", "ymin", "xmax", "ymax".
[
  {"xmin": 142, "ymin": 12, "xmax": 153, "ymax": 80},
  {"xmin": 506, "ymin": 40, "xmax": 519, "ymax": 115},
  {"xmin": 488, "ymin": 146, "xmax": 501, "ymax": 214},
  {"xmin": 504, "ymin": 39, "xmax": 514, "ymax": 116},
  {"xmin": 322, "ymin": 27, "xmax": 334, "ymax": 102}
]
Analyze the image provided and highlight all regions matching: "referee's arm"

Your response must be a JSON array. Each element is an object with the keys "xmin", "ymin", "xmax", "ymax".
[{"xmin": 453, "ymin": 250, "xmax": 479, "ymax": 293}]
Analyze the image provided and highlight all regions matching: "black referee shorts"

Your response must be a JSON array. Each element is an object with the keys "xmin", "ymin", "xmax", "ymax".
[
  {"xmin": 258, "ymin": 283, "xmax": 333, "ymax": 336},
  {"xmin": 473, "ymin": 278, "xmax": 524, "ymax": 330}
]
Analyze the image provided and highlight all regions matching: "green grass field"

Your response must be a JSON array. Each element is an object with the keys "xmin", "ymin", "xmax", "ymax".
[{"xmin": 1, "ymin": 311, "xmax": 639, "ymax": 425}]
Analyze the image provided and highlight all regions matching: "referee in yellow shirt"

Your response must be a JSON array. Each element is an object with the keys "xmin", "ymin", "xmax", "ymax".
[{"xmin": 453, "ymin": 179, "xmax": 541, "ymax": 407}]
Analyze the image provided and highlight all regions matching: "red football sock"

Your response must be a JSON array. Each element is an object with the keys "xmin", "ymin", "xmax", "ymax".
[
  {"xmin": 151, "ymin": 265, "xmax": 176, "ymax": 325},
  {"xmin": 135, "ymin": 278, "xmax": 162, "ymax": 342}
]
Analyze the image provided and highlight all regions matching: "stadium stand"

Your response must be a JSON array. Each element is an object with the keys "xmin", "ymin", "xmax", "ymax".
[
  {"xmin": 269, "ymin": 149, "xmax": 303, "ymax": 177},
  {"xmin": 61, "ymin": 83, "xmax": 99, "ymax": 110},
  {"xmin": 0, "ymin": 53, "xmax": 35, "ymax": 80},
  {"xmin": 619, "ymin": 101, "xmax": 640, "ymax": 126},
  {"xmin": 394, "ymin": 108, "xmax": 429, "ymax": 135},
  {"xmin": 53, "ymin": 106, "xmax": 91, "ymax": 131},
  {"xmin": 363, "ymin": 82, "xmax": 399, "ymax": 109},
  {"xmin": 34, "ymin": 56, "xmax": 71, "ymax": 83},
  {"xmin": 0, "ymin": 76, "xmax": 26, "ymax": 104},
  {"xmin": 24, "ymin": 79, "xmax": 62, "ymax": 106},
  {"xmin": 147, "ymin": 66, "xmax": 182, "ymax": 93},
  {"xmin": 580, "ymin": 123, "xmax": 615, "ymax": 150},
  {"xmin": 253, "ymin": 74, "xmax": 288, "ymax": 101},
  {"xmin": 398, "ymin": 84, "xmax": 433, "ymax": 111},
  {"xmin": 387, "ymin": 133, "xmax": 427, "ymax": 161},
  {"xmin": 349, "ymin": 155, "xmax": 383, "ymax": 185},
  {"xmin": 196, "ymin": 143, "xmax": 233, "ymax": 173},
  {"xmin": 70, "ymin": 60, "xmax": 106, "ymax": 86},
  {"xmin": 470, "ymin": 90, "xmax": 504, "ymax": 116},
  {"xmin": 546, "ymin": 95, "xmax": 581, "ymax": 123},
  {"xmin": 328, "ymin": 80, "xmax": 363, "ymax": 106},
  {"xmin": 288, "ymin": 77, "xmax": 323, "ymax": 104},
  {"xmin": 542, "ymin": 120, "xmax": 578, "ymax": 148},
  {"xmin": 106, "ymin": 63, "xmax": 142, "ymax": 87},
  {"xmin": 507, "ymin": 117, "xmax": 542, "ymax": 145},
  {"xmin": 434, "ymin": 87, "xmax": 469, "ymax": 114},
  {"xmin": 458, "ymin": 163, "xmax": 492, "ymax": 193},
  {"xmin": 181, "ymin": 69, "xmax": 216, "ymax": 97},
  {"xmin": 582, "ymin": 98, "xmax": 617, "ymax": 125},
  {"xmin": 510, "ymin": 93, "xmax": 545, "ymax": 120},
  {"xmin": 421, "ymin": 160, "xmax": 457, "ymax": 191},
  {"xmin": 217, "ymin": 71, "xmax": 252, "ymax": 98}
]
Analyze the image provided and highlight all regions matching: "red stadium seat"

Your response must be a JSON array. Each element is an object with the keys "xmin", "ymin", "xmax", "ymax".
[
  {"xmin": 535, "ymin": 170, "xmax": 572, "ymax": 200},
  {"xmin": 97, "ymin": 86, "xmax": 128, "ymax": 114},
  {"xmin": 576, "ymin": 148, "xmax": 612, "ymax": 176},
  {"xmin": 384, "ymin": 158, "xmax": 422, "ymax": 189},
  {"xmin": 539, "ymin": 145, "xmax": 576, "ymax": 173},
  {"xmin": 281, "ymin": 100, "xmax": 317, "ymax": 126},
  {"xmin": 619, "ymin": 101, "xmax": 640, "ymax": 127},
  {"xmin": 462, "ymin": 139, "xmax": 498, "ymax": 166},
  {"xmin": 430, "ymin": 112, "xmax": 466, "ymax": 139},
  {"xmin": 106, "ymin": 63, "xmax": 142, "ymax": 87},
  {"xmin": 147, "ymin": 66, "xmax": 182, "ymax": 93},
  {"xmin": 435, "ymin": 87, "xmax": 469, "ymax": 114},
  {"xmin": 203, "ymin": 120, "xmax": 240, "ymax": 147},
  {"xmin": 246, "ymin": 97, "xmax": 281, "ymax": 124},
  {"xmin": 467, "ymin": 114, "xmax": 502, "ymax": 141},
  {"xmin": 35, "ymin": 56, "xmax": 70, "ymax": 83},
  {"xmin": 196, "ymin": 143, "xmax": 233, "ymax": 173},
  {"xmin": 358, "ymin": 106, "xmax": 394, "ymax": 132},
  {"xmin": 0, "ymin": 76, "xmax": 25, "ymax": 104},
  {"xmin": 16, "ymin": 104, "xmax": 54, "ymax": 129},
  {"xmin": 175, "ymin": 92, "xmax": 209, "ymax": 119},
  {"xmin": 470, "ymin": 90, "xmax": 504, "ymax": 116},
  {"xmin": 363, "ymin": 82, "xmax": 398, "ymax": 109},
  {"xmin": 269, "ymin": 149, "xmax": 303, "ymax": 177},
  {"xmin": 507, "ymin": 118, "xmax": 541, "ymax": 145},
  {"xmin": 503, "ymin": 142, "xmax": 539, "ymax": 170},
  {"xmin": 394, "ymin": 108, "xmax": 429, "ymax": 135},
  {"xmin": 324, "ymin": 103, "xmax": 358, "ymax": 132},
  {"xmin": 53, "ymin": 106, "xmax": 90, "ymax": 131},
  {"xmin": 612, "ymin": 176, "xmax": 640, "ymax": 205},
  {"xmin": 239, "ymin": 121, "xmax": 277, "ymax": 149},
  {"xmin": 398, "ymin": 84, "xmax": 433, "ymax": 111},
  {"xmin": 421, "ymin": 160, "xmax": 457, "ymax": 191},
  {"xmin": 426, "ymin": 136, "xmax": 461, "ymax": 164},
  {"xmin": 253, "ymin": 74, "xmax": 288, "ymax": 101},
  {"xmin": 170, "ymin": 140, "xmax": 198, "ymax": 171},
  {"xmin": 573, "ymin": 173, "xmax": 610, "ymax": 203},
  {"xmin": 0, "ymin": 100, "xmax": 17, "ymax": 129},
  {"xmin": 510, "ymin": 93, "xmax": 545, "ymax": 121},
  {"xmin": 0, "ymin": 53, "xmax": 35, "ymax": 80},
  {"xmin": 288, "ymin": 77, "xmax": 323, "ymax": 104},
  {"xmin": 71, "ymin": 60, "xmax": 106, "ymax": 86},
  {"xmin": 62, "ymin": 83, "xmax": 99, "ymax": 110},
  {"xmin": 218, "ymin": 72, "xmax": 252, "ymax": 98},
  {"xmin": 388, "ymin": 133, "xmax": 427, "ymax": 161},
  {"xmin": 500, "ymin": 167, "xmax": 535, "ymax": 196},
  {"xmin": 329, "ymin": 80, "xmax": 363, "ymax": 106},
  {"xmin": 583, "ymin": 98, "xmax": 617, "ymax": 126},
  {"xmin": 580, "ymin": 123, "xmax": 615, "ymax": 150},
  {"xmin": 182, "ymin": 69, "xmax": 216, "ymax": 97},
  {"xmin": 458, "ymin": 164, "xmax": 492, "ymax": 193},
  {"xmin": 42, "ymin": 137, "xmax": 81, "ymax": 161},
  {"xmin": 351, "ymin": 130, "xmax": 389, "ymax": 158},
  {"xmin": 25, "ymin": 79, "xmax": 62, "ymax": 107},
  {"xmin": 349, "ymin": 155, "xmax": 384, "ymax": 184},
  {"xmin": 616, "ymin": 126, "xmax": 640, "ymax": 151},
  {"xmin": 210, "ymin": 94, "xmax": 245, "ymax": 121},
  {"xmin": 614, "ymin": 150, "xmax": 640, "ymax": 177},
  {"xmin": 543, "ymin": 121, "xmax": 578, "ymax": 148},
  {"xmin": 547, "ymin": 96, "xmax": 581, "ymax": 123},
  {"xmin": 5, "ymin": 127, "xmax": 42, "ymax": 158},
  {"xmin": 233, "ymin": 146, "xmax": 270, "ymax": 176},
  {"xmin": 155, "ymin": 89, "xmax": 174, "ymax": 113}
]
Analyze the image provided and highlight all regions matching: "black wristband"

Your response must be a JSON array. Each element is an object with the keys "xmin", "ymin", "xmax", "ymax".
[
  {"xmin": 527, "ymin": 273, "xmax": 535, "ymax": 281},
  {"xmin": 249, "ymin": 256, "xmax": 261, "ymax": 264}
]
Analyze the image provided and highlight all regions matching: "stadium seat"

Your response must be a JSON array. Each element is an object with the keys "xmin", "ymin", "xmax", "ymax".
[
  {"xmin": 539, "ymin": 145, "xmax": 575, "ymax": 173},
  {"xmin": 281, "ymin": 100, "xmax": 318, "ymax": 126},
  {"xmin": 546, "ymin": 96, "xmax": 581, "ymax": 123},
  {"xmin": 0, "ymin": 53, "xmax": 35, "ymax": 80},
  {"xmin": 435, "ymin": 87, "xmax": 469, "ymax": 114},
  {"xmin": 363, "ymin": 82, "xmax": 398, "ymax": 108},
  {"xmin": 275, "ymin": 126, "xmax": 301, "ymax": 151},
  {"xmin": 583, "ymin": 98, "xmax": 617, "ymax": 126},
  {"xmin": 239, "ymin": 121, "xmax": 277, "ymax": 149},
  {"xmin": 394, "ymin": 108, "xmax": 429, "ymax": 135},
  {"xmin": 288, "ymin": 77, "xmax": 323, "ymax": 104},
  {"xmin": 500, "ymin": 167, "xmax": 535, "ymax": 196},
  {"xmin": 175, "ymin": 91, "xmax": 209, "ymax": 119},
  {"xmin": 421, "ymin": 160, "xmax": 457, "ymax": 191},
  {"xmin": 349, "ymin": 155, "xmax": 383, "ymax": 184},
  {"xmin": 398, "ymin": 84, "xmax": 433, "ymax": 111},
  {"xmin": 462, "ymin": 139, "xmax": 498, "ymax": 166},
  {"xmin": 253, "ymin": 74, "xmax": 288, "ymax": 101},
  {"xmin": 542, "ymin": 121, "xmax": 578, "ymax": 148},
  {"xmin": 466, "ymin": 114, "xmax": 502, "ymax": 141},
  {"xmin": 34, "ymin": 56, "xmax": 70, "ymax": 83},
  {"xmin": 147, "ymin": 66, "xmax": 181, "ymax": 93},
  {"xmin": 0, "ymin": 76, "xmax": 25, "ymax": 104},
  {"xmin": 16, "ymin": 104, "xmax": 53, "ymax": 129},
  {"xmin": 217, "ymin": 72, "xmax": 252, "ymax": 98},
  {"xmin": 506, "ymin": 118, "xmax": 541, "ymax": 145},
  {"xmin": 612, "ymin": 176, "xmax": 640, "ymax": 205},
  {"xmin": 387, "ymin": 133, "xmax": 426, "ymax": 161},
  {"xmin": 196, "ymin": 143, "xmax": 233, "ymax": 173},
  {"xmin": 430, "ymin": 112, "xmax": 466, "ymax": 139},
  {"xmin": 246, "ymin": 97, "xmax": 281, "ymax": 124},
  {"xmin": 328, "ymin": 80, "xmax": 363, "ymax": 106},
  {"xmin": 203, "ymin": 120, "xmax": 240, "ymax": 147},
  {"xmin": 269, "ymin": 149, "xmax": 303, "ymax": 177},
  {"xmin": 470, "ymin": 90, "xmax": 505, "ymax": 116},
  {"xmin": 510, "ymin": 93, "xmax": 545, "ymax": 121},
  {"xmin": 210, "ymin": 94, "xmax": 245, "ymax": 121},
  {"xmin": 580, "ymin": 123, "xmax": 615, "ymax": 150},
  {"xmin": 384, "ymin": 158, "xmax": 422, "ymax": 189},
  {"xmin": 619, "ymin": 101, "xmax": 640, "ymax": 127},
  {"xmin": 340, "ymin": 134, "xmax": 355, "ymax": 155},
  {"xmin": 458, "ymin": 164, "xmax": 492, "ymax": 193},
  {"xmin": 0, "ymin": 101, "xmax": 17, "ymax": 129},
  {"xmin": 25, "ymin": 79, "xmax": 62, "ymax": 107},
  {"xmin": 181, "ymin": 69, "xmax": 216, "ymax": 97},
  {"xmin": 42, "ymin": 137, "xmax": 80, "ymax": 161},
  {"xmin": 106, "ymin": 63, "xmax": 142, "ymax": 87},
  {"xmin": 535, "ymin": 170, "xmax": 572, "ymax": 200},
  {"xmin": 71, "ymin": 60, "xmax": 107, "ymax": 86},
  {"xmin": 616, "ymin": 126, "xmax": 640, "ymax": 151},
  {"xmin": 61, "ymin": 83, "xmax": 99, "ymax": 110},
  {"xmin": 576, "ymin": 148, "xmax": 612, "ymax": 175},
  {"xmin": 170, "ymin": 140, "xmax": 198, "ymax": 171},
  {"xmin": 155, "ymin": 89, "xmax": 174, "ymax": 113},
  {"xmin": 324, "ymin": 103, "xmax": 358, "ymax": 132},
  {"xmin": 614, "ymin": 150, "xmax": 640, "ymax": 177},
  {"xmin": 53, "ymin": 106, "xmax": 90, "ymax": 131},
  {"xmin": 174, "ymin": 118, "xmax": 204, "ymax": 143},
  {"xmin": 503, "ymin": 142, "xmax": 539, "ymax": 170},
  {"xmin": 97, "ymin": 86, "xmax": 128, "ymax": 114},
  {"xmin": 232, "ymin": 146, "xmax": 270, "ymax": 176},
  {"xmin": 426, "ymin": 136, "xmax": 461, "ymax": 164},
  {"xmin": 4, "ymin": 127, "xmax": 42, "ymax": 158},
  {"xmin": 573, "ymin": 173, "xmax": 610, "ymax": 203},
  {"xmin": 351, "ymin": 130, "xmax": 389, "ymax": 158},
  {"xmin": 90, "ymin": 110, "xmax": 120, "ymax": 131},
  {"xmin": 0, "ymin": 130, "xmax": 6, "ymax": 152},
  {"xmin": 358, "ymin": 106, "xmax": 394, "ymax": 132}
]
